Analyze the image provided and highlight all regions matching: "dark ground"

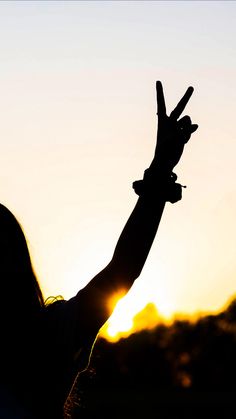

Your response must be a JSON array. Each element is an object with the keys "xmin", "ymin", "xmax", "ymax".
[
  {"xmin": 70, "ymin": 298, "xmax": 236, "ymax": 419},
  {"xmin": 79, "ymin": 388, "xmax": 236, "ymax": 419}
]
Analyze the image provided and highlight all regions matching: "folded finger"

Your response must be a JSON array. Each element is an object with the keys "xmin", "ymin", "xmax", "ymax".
[
  {"xmin": 177, "ymin": 117, "xmax": 198, "ymax": 141},
  {"xmin": 178, "ymin": 115, "xmax": 192, "ymax": 128},
  {"xmin": 190, "ymin": 124, "xmax": 198, "ymax": 133},
  {"xmin": 178, "ymin": 116, "xmax": 198, "ymax": 132}
]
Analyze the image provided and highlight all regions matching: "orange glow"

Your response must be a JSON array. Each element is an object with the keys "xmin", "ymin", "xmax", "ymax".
[
  {"xmin": 106, "ymin": 288, "xmax": 128, "ymax": 316},
  {"xmin": 100, "ymin": 291, "xmax": 172, "ymax": 342},
  {"xmin": 100, "ymin": 291, "xmax": 232, "ymax": 343}
]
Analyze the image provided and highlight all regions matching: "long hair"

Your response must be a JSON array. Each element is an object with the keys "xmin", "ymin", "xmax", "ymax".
[
  {"xmin": 0, "ymin": 204, "xmax": 48, "ymax": 413},
  {"xmin": 0, "ymin": 203, "xmax": 44, "ymax": 316}
]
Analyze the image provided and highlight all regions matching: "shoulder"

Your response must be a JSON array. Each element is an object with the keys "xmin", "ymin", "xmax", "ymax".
[
  {"xmin": 44, "ymin": 291, "xmax": 97, "ymax": 353},
  {"xmin": 44, "ymin": 293, "xmax": 97, "ymax": 373},
  {"xmin": 44, "ymin": 293, "xmax": 85, "ymax": 325}
]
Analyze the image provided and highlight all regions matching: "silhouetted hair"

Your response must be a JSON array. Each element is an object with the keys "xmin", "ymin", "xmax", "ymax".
[{"xmin": 0, "ymin": 203, "xmax": 44, "ymax": 316}]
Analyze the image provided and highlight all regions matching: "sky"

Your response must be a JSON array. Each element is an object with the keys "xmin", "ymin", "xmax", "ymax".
[{"xmin": 0, "ymin": 1, "xmax": 235, "ymax": 335}]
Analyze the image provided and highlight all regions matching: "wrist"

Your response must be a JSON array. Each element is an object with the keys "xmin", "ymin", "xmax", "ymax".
[
  {"xmin": 149, "ymin": 159, "xmax": 174, "ymax": 176},
  {"xmin": 133, "ymin": 169, "xmax": 185, "ymax": 204}
]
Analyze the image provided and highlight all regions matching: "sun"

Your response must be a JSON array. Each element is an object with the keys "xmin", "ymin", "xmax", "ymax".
[{"xmin": 100, "ymin": 287, "xmax": 175, "ymax": 342}]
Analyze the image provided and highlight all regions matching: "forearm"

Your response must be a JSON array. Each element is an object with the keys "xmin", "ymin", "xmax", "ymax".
[
  {"xmin": 110, "ymin": 195, "xmax": 165, "ymax": 285},
  {"xmin": 88, "ymin": 193, "xmax": 166, "ymax": 295}
]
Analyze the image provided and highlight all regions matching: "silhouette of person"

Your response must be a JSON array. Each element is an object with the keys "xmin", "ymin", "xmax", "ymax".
[{"xmin": 0, "ymin": 81, "xmax": 198, "ymax": 418}]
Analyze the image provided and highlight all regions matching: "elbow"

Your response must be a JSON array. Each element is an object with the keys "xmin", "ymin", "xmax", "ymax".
[{"xmin": 108, "ymin": 259, "xmax": 142, "ymax": 288}]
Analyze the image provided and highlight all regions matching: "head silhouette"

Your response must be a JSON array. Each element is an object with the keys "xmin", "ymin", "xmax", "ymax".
[{"xmin": 0, "ymin": 204, "xmax": 44, "ymax": 318}]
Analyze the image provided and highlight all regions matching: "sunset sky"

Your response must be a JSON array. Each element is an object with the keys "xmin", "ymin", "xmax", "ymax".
[{"xmin": 0, "ymin": 1, "xmax": 235, "ymax": 335}]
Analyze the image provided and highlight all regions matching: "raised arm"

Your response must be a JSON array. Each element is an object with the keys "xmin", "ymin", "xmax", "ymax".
[{"xmin": 76, "ymin": 81, "xmax": 198, "ymax": 335}]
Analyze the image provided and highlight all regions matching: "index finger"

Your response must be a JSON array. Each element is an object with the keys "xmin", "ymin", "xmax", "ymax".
[
  {"xmin": 170, "ymin": 86, "xmax": 194, "ymax": 120},
  {"xmin": 156, "ymin": 81, "xmax": 166, "ymax": 118}
]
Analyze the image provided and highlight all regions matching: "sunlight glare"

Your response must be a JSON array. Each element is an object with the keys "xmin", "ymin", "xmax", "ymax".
[{"xmin": 101, "ymin": 288, "xmax": 162, "ymax": 342}]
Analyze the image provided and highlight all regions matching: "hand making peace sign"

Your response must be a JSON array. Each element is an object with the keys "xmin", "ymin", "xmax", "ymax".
[{"xmin": 151, "ymin": 81, "xmax": 198, "ymax": 172}]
